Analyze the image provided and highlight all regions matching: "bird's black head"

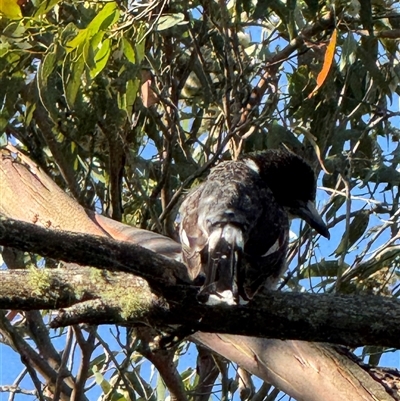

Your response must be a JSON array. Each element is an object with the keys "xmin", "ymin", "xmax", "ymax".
[{"xmin": 243, "ymin": 149, "xmax": 330, "ymax": 239}]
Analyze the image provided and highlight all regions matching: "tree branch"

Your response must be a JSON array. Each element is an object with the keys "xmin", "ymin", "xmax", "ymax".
[
  {"xmin": 2, "ymin": 259, "xmax": 400, "ymax": 347},
  {"xmin": 0, "ymin": 216, "xmax": 191, "ymax": 298}
]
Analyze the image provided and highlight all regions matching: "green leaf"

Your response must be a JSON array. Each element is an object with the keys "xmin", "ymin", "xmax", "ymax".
[
  {"xmin": 63, "ymin": 54, "xmax": 85, "ymax": 109},
  {"xmin": 369, "ymin": 165, "xmax": 400, "ymax": 186},
  {"xmin": 94, "ymin": 370, "xmax": 112, "ymax": 394},
  {"xmin": 326, "ymin": 196, "xmax": 346, "ymax": 221},
  {"xmin": 66, "ymin": 28, "xmax": 89, "ymax": 53},
  {"xmin": 358, "ymin": 38, "xmax": 389, "ymax": 94},
  {"xmin": 39, "ymin": 44, "xmax": 58, "ymax": 82},
  {"xmin": 0, "ymin": 133, "xmax": 6, "ymax": 146},
  {"xmin": 0, "ymin": 0, "xmax": 22, "ymax": 19},
  {"xmin": 156, "ymin": 374, "xmax": 166, "ymax": 401},
  {"xmin": 126, "ymin": 79, "xmax": 140, "ymax": 110},
  {"xmin": 110, "ymin": 394, "xmax": 127, "ymax": 401},
  {"xmin": 122, "ymin": 37, "xmax": 135, "ymax": 63},
  {"xmin": 37, "ymin": 45, "xmax": 64, "ymax": 120},
  {"xmin": 333, "ymin": 210, "xmax": 370, "ymax": 256},
  {"xmin": 339, "ymin": 33, "xmax": 357, "ymax": 72},
  {"xmin": 83, "ymin": 38, "xmax": 96, "ymax": 70},
  {"xmin": 117, "ymin": 91, "xmax": 125, "ymax": 111},
  {"xmin": 134, "ymin": 23, "xmax": 146, "ymax": 64},
  {"xmin": 66, "ymin": 2, "xmax": 119, "ymax": 52},
  {"xmin": 299, "ymin": 260, "xmax": 347, "ymax": 279},
  {"xmin": 180, "ymin": 367, "xmax": 194, "ymax": 382},
  {"xmin": 86, "ymin": 2, "xmax": 119, "ymax": 35},
  {"xmin": 89, "ymin": 38, "xmax": 111, "ymax": 79},
  {"xmin": 24, "ymin": 102, "xmax": 36, "ymax": 126},
  {"xmin": 0, "ymin": 40, "xmax": 10, "ymax": 56},
  {"xmin": 2, "ymin": 20, "xmax": 26, "ymax": 39},
  {"xmin": 91, "ymin": 31, "xmax": 106, "ymax": 52},
  {"xmin": 266, "ymin": 122, "xmax": 302, "ymax": 150},
  {"xmin": 0, "ymin": 115, "xmax": 8, "ymax": 133},
  {"xmin": 253, "ymin": 0, "xmax": 287, "ymax": 20},
  {"xmin": 35, "ymin": 0, "xmax": 61, "ymax": 16},
  {"xmin": 156, "ymin": 13, "xmax": 185, "ymax": 31}
]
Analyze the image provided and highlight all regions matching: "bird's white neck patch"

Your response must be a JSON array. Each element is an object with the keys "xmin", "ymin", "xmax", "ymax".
[{"xmin": 243, "ymin": 158, "xmax": 260, "ymax": 173}]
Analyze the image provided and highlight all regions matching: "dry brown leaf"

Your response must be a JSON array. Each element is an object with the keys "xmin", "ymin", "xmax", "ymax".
[{"xmin": 308, "ymin": 29, "xmax": 337, "ymax": 99}]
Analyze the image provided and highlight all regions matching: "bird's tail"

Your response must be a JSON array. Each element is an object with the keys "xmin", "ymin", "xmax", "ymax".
[{"xmin": 198, "ymin": 224, "xmax": 244, "ymax": 305}]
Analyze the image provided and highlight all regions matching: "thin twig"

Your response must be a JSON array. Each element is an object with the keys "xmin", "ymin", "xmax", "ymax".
[{"xmin": 53, "ymin": 326, "xmax": 74, "ymax": 401}]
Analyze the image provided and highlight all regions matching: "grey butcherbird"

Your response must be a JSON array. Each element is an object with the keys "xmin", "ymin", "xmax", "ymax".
[{"xmin": 179, "ymin": 149, "xmax": 329, "ymax": 305}]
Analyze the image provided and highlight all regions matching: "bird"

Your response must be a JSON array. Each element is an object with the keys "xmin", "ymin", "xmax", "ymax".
[{"xmin": 179, "ymin": 149, "xmax": 329, "ymax": 305}]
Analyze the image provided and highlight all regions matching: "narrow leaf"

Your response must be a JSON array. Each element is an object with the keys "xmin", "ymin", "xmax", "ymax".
[
  {"xmin": 63, "ymin": 54, "xmax": 85, "ymax": 109},
  {"xmin": 86, "ymin": 2, "xmax": 119, "ymax": 35},
  {"xmin": 66, "ymin": 29, "xmax": 88, "ymax": 53},
  {"xmin": 339, "ymin": 32, "xmax": 357, "ymax": 72},
  {"xmin": 122, "ymin": 37, "xmax": 136, "ymax": 63},
  {"xmin": 89, "ymin": 38, "xmax": 111, "ymax": 79},
  {"xmin": 34, "ymin": 0, "xmax": 61, "ymax": 16},
  {"xmin": 126, "ymin": 79, "xmax": 140, "ymax": 110},
  {"xmin": 94, "ymin": 371, "xmax": 112, "ymax": 394},
  {"xmin": 333, "ymin": 210, "xmax": 370, "ymax": 257},
  {"xmin": 308, "ymin": 29, "xmax": 337, "ymax": 98},
  {"xmin": 156, "ymin": 13, "xmax": 185, "ymax": 31}
]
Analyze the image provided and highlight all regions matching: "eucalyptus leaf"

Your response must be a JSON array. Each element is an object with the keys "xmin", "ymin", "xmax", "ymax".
[
  {"xmin": 34, "ymin": 0, "xmax": 61, "ymax": 16},
  {"xmin": 94, "ymin": 371, "xmax": 112, "ymax": 394},
  {"xmin": 63, "ymin": 54, "xmax": 85, "ymax": 109},
  {"xmin": 89, "ymin": 38, "xmax": 111, "ymax": 79},
  {"xmin": 156, "ymin": 13, "xmax": 185, "ymax": 31},
  {"xmin": 299, "ymin": 260, "xmax": 347, "ymax": 279},
  {"xmin": 123, "ymin": 37, "xmax": 136, "ymax": 64},
  {"xmin": 333, "ymin": 210, "xmax": 370, "ymax": 257},
  {"xmin": 339, "ymin": 33, "xmax": 357, "ymax": 72}
]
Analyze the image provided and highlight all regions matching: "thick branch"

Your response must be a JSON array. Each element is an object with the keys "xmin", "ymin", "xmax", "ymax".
[
  {"xmin": 0, "ymin": 216, "xmax": 191, "ymax": 299},
  {"xmin": 0, "ymin": 268, "xmax": 153, "ymax": 310},
  {"xmin": 191, "ymin": 334, "xmax": 395, "ymax": 401},
  {"xmin": 2, "ymin": 267, "xmax": 400, "ymax": 347}
]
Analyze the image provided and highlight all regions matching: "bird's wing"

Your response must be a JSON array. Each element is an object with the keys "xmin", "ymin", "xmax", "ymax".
[
  {"xmin": 242, "ymin": 223, "xmax": 289, "ymax": 299},
  {"xmin": 180, "ymin": 161, "xmax": 280, "ymax": 303},
  {"xmin": 179, "ymin": 184, "xmax": 209, "ymax": 280}
]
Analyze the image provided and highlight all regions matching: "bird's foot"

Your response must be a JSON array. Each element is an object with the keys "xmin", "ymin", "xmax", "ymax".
[
  {"xmin": 239, "ymin": 297, "xmax": 249, "ymax": 305},
  {"xmin": 206, "ymin": 290, "xmax": 237, "ymax": 306}
]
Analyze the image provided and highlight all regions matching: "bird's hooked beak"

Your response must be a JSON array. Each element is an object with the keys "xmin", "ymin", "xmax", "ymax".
[{"xmin": 290, "ymin": 200, "xmax": 330, "ymax": 239}]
